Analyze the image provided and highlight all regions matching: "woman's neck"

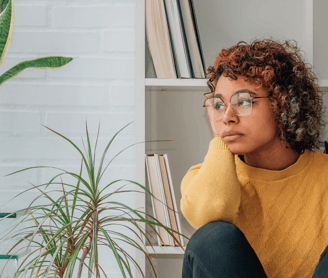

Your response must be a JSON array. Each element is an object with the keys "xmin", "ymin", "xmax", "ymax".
[{"xmin": 242, "ymin": 140, "xmax": 301, "ymax": 171}]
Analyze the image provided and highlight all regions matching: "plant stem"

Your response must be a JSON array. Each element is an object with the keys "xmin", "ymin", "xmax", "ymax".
[{"xmin": 77, "ymin": 241, "xmax": 92, "ymax": 278}]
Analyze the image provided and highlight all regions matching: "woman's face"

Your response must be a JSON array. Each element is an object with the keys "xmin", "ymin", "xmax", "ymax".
[{"xmin": 211, "ymin": 74, "xmax": 281, "ymax": 155}]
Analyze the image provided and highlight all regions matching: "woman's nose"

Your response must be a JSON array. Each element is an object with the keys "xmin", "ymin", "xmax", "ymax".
[{"xmin": 222, "ymin": 103, "xmax": 239, "ymax": 124}]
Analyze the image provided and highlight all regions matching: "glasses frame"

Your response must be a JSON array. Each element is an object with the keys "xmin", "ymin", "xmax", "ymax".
[{"xmin": 203, "ymin": 91, "xmax": 270, "ymax": 118}]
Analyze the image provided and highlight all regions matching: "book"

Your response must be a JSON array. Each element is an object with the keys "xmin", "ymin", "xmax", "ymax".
[
  {"xmin": 154, "ymin": 154, "xmax": 174, "ymax": 246},
  {"xmin": 158, "ymin": 155, "xmax": 182, "ymax": 246},
  {"xmin": 145, "ymin": 0, "xmax": 177, "ymax": 79},
  {"xmin": 163, "ymin": 0, "xmax": 192, "ymax": 78},
  {"xmin": 145, "ymin": 153, "xmax": 185, "ymax": 247},
  {"xmin": 162, "ymin": 154, "xmax": 184, "ymax": 247},
  {"xmin": 145, "ymin": 154, "xmax": 171, "ymax": 246},
  {"xmin": 178, "ymin": 0, "xmax": 205, "ymax": 78}
]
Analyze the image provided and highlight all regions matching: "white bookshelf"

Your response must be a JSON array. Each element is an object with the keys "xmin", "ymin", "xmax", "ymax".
[
  {"xmin": 145, "ymin": 78, "xmax": 207, "ymax": 91},
  {"xmin": 135, "ymin": 0, "xmax": 328, "ymax": 277},
  {"xmin": 146, "ymin": 246, "xmax": 184, "ymax": 255},
  {"xmin": 319, "ymin": 80, "xmax": 328, "ymax": 89}
]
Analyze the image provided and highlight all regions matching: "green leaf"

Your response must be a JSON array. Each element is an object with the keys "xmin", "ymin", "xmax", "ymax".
[
  {"xmin": 100, "ymin": 227, "xmax": 127, "ymax": 278},
  {"xmin": 64, "ymin": 233, "xmax": 89, "ymax": 278},
  {"xmin": 72, "ymin": 158, "xmax": 83, "ymax": 222},
  {"xmin": 0, "ymin": 0, "xmax": 10, "ymax": 12},
  {"xmin": 40, "ymin": 124, "xmax": 93, "ymax": 187},
  {"xmin": 85, "ymin": 120, "xmax": 96, "ymax": 191},
  {"xmin": 96, "ymin": 121, "xmax": 134, "ymax": 187},
  {"xmin": 0, "ymin": 0, "xmax": 13, "ymax": 67},
  {"xmin": 0, "ymin": 56, "xmax": 73, "ymax": 86},
  {"xmin": 98, "ymin": 179, "xmax": 152, "ymax": 202},
  {"xmin": 2, "ymin": 121, "xmax": 185, "ymax": 278}
]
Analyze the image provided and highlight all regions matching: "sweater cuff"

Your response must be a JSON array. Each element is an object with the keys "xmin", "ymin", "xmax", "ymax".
[{"xmin": 209, "ymin": 136, "xmax": 230, "ymax": 151}]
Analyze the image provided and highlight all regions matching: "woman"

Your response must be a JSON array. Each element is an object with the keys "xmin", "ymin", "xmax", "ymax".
[{"xmin": 180, "ymin": 38, "xmax": 328, "ymax": 277}]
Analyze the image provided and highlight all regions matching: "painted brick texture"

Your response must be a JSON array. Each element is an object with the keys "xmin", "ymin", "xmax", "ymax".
[{"xmin": 0, "ymin": 0, "xmax": 136, "ymax": 276}]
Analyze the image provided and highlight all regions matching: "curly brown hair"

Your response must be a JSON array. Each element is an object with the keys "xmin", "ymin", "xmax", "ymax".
[{"xmin": 206, "ymin": 38, "xmax": 327, "ymax": 154}]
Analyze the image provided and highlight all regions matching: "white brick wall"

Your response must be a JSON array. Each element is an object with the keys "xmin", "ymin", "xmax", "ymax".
[{"xmin": 0, "ymin": 0, "xmax": 136, "ymax": 277}]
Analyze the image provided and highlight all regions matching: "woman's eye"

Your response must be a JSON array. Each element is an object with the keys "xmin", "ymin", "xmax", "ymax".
[
  {"xmin": 215, "ymin": 102, "xmax": 225, "ymax": 110},
  {"xmin": 238, "ymin": 99, "xmax": 252, "ymax": 106}
]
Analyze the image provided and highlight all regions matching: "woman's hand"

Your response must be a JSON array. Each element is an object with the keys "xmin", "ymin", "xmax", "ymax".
[{"xmin": 204, "ymin": 92, "xmax": 221, "ymax": 138}]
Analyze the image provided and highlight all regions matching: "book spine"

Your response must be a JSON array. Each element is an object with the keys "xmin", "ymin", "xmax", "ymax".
[
  {"xmin": 163, "ymin": 0, "xmax": 192, "ymax": 78},
  {"xmin": 162, "ymin": 0, "xmax": 180, "ymax": 78},
  {"xmin": 158, "ymin": 155, "xmax": 181, "ymax": 246},
  {"xmin": 189, "ymin": 0, "xmax": 206, "ymax": 74},
  {"xmin": 163, "ymin": 154, "xmax": 185, "ymax": 247},
  {"xmin": 144, "ymin": 154, "xmax": 161, "ymax": 246},
  {"xmin": 145, "ymin": 154, "xmax": 170, "ymax": 246},
  {"xmin": 176, "ymin": 0, "xmax": 194, "ymax": 78},
  {"xmin": 154, "ymin": 154, "xmax": 173, "ymax": 246},
  {"xmin": 145, "ymin": 0, "xmax": 177, "ymax": 79}
]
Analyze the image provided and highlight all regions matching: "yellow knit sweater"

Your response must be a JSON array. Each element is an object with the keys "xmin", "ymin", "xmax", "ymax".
[{"xmin": 181, "ymin": 137, "xmax": 328, "ymax": 277}]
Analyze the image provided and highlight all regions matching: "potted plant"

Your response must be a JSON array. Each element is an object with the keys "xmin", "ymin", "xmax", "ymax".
[
  {"xmin": 0, "ymin": 1, "xmax": 187, "ymax": 276},
  {"xmin": 1, "ymin": 121, "xmax": 187, "ymax": 278},
  {"xmin": 0, "ymin": 0, "xmax": 73, "ymax": 87}
]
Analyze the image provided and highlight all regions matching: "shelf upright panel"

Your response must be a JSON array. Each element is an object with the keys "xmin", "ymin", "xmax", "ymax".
[
  {"xmin": 303, "ymin": 0, "xmax": 313, "ymax": 66},
  {"xmin": 135, "ymin": 0, "xmax": 146, "ymax": 277},
  {"xmin": 313, "ymin": 0, "xmax": 328, "ymax": 87}
]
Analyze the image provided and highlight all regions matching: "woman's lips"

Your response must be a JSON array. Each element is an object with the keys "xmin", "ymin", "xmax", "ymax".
[{"xmin": 222, "ymin": 134, "xmax": 243, "ymax": 142}]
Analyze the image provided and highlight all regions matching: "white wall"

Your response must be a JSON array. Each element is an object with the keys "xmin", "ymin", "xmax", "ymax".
[{"xmin": 0, "ymin": 0, "xmax": 136, "ymax": 276}]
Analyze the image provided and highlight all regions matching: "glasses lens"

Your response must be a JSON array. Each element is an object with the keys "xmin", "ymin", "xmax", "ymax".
[
  {"xmin": 205, "ymin": 98, "xmax": 225, "ymax": 118},
  {"xmin": 231, "ymin": 92, "xmax": 252, "ymax": 116},
  {"xmin": 205, "ymin": 98, "xmax": 225, "ymax": 110},
  {"xmin": 204, "ymin": 92, "xmax": 252, "ymax": 119}
]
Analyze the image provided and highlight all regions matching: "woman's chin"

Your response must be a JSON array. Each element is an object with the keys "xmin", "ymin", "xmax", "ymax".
[
  {"xmin": 225, "ymin": 144, "xmax": 248, "ymax": 155},
  {"xmin": 222, "ymin": 135, "xmax": 251, "ymax": 155},
  {"xmin": 226, "ymin": 146, "xmax": 244, "ymax": 155}
]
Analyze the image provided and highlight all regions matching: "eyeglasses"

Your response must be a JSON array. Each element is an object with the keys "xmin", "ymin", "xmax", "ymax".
[{"xmin": 203, "ymin": 91, "xmax": 270, "ymax": 120}]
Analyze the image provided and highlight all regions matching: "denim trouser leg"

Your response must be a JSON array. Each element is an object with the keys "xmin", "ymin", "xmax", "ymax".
[
  {"xmin": 312, "ymin": 244, "xmax": 328, "ymax": 277},
  {"xmin": 181, "ymin": 220, "xmax": 267, "ymax": 278}
]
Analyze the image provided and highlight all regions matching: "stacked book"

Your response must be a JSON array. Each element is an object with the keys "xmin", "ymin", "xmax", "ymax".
[
  {"xmin": 145, "ymin": 153, "xmax": 184, "ymax": 247},
  {"xmin": 145, "ymin": 0, "xmax": 205, "ymax": 79}
]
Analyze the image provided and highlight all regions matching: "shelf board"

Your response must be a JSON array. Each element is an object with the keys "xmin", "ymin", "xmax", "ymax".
[
  {"xmin": 145, "ymin": 78, "xmax": 208, "ymax": 91},
  {"xmin": 146, "ymin": 245, "xmax": 185, "ymax": 255},
  {"xmin": 146, "ymin": 78, "xmax": 328, "ymax": 91},
  {"xmin": 319, "ymin": 79, "xmax": 328, "ymax": 89}
]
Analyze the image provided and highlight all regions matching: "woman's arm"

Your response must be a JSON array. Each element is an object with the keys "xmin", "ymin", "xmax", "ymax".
[{"xmin": 180, "ymin": 137, "xmax": 241, "ymax": 229}]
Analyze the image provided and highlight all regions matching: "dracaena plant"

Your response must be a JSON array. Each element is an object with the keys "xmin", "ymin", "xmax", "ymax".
[
  {"xmin": 0, "ymin": 121, "xmax": 187, "ymax": 278},
  {"xmin": 0, "ymin": 0, "xmax": 72, "ymax": 86}
]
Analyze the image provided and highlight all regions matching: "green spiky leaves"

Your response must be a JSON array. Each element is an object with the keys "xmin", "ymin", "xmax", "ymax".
[
  {"xmin": 1, "ymin": 121, "xmax": 187, "ymax": 278},
  {"xmin": 0, "ymin": 56, "xmax": 73, "ymax": 86},
  {"xmin": 0, "ymin": 0, "xmax": 73, "ymax": 86},
  {"xmin": 0, "ymin": 0, "xmax": 14, "ymax": 67}
]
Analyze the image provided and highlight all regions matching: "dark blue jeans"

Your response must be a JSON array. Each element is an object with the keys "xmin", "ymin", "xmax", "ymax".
[{"xmin": 182, "ymin": 220, "xmax": 328, "ymax": 278}]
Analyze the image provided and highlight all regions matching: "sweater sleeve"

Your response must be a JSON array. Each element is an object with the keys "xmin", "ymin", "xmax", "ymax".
[{"xmin": 180, "ymin": 137, "xmax": 241, "ymax": 230}]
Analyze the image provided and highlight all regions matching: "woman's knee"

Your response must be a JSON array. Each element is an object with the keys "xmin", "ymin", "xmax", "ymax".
[
  {"xmin": 186, "ymin": 220, "xmax": 244, "ymax": 254},
  {"xmin": 184, "ymin": 220, "xmax": 267, "ymax": 277}
]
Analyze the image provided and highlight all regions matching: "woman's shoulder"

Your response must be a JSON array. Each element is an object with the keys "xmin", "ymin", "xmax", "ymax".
[{"xmin": 311, "ymin": 150, "xmax": 328, "ymax": 168}]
